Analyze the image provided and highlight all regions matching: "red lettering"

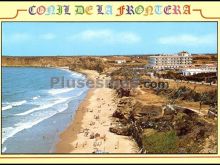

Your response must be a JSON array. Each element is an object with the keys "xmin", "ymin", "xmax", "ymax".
[{"xmin": 37, "ymin": 6, "xmax": 46, "ymax": 15}]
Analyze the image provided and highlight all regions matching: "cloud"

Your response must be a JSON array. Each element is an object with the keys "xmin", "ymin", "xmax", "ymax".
[
  {"xmin": 40, "ymin": 33, "xmax": 56, "ymax": 40},
  {"xmin": 158, "ymin": 34, "xmax": 216, "ymax": 45},
  {"xmin": 68, "ymin": 29, "xmax": 141, "ymax": 44},
  {"xmin": 6, "ymin": 33, "xmax": 31, "ymax": 43},
  {"xmin": 5, "ymin": 32, "xmax": 56, "ymax": 44},
  {"xmin": 118, "ymin": 32, "xmax": 141, "ymax": 43},
  {"xmin": 6, "ymin": 30, "xmax": 141, "ymax": 46},
  {"xmin": 80, "ymin": 30, "xmax": 113, "ymax": 41}
]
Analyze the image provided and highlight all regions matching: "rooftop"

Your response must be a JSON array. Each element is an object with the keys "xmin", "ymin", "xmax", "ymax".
[{"xmin": 149, "ymin": 51, "xmax": 191, "ymax": 58}]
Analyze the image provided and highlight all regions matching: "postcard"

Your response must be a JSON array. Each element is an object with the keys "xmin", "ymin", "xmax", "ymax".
[{"xmin": 0, "ymin": 1, "xmax": 219, "ymax": 164}]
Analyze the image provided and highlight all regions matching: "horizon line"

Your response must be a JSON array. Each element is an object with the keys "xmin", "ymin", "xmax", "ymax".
[{"xmin": 2, "ymin": 53, "xmax": 218, "ymax": 57}]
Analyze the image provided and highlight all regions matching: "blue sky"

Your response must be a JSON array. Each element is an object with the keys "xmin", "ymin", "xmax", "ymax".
[{"xmin": 2, "ymin": 22, "xmax": 217, "ymax": 56}]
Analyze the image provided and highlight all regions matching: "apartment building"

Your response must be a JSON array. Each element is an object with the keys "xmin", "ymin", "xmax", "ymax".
[{"xmin": 147, "ymin": 51, "xmax": 192, "ymax": 69}]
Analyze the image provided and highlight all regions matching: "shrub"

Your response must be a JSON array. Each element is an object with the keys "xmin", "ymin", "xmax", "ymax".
[{"xmin": 142, "ymin": 130, "xmax": 178, "ymax": 153}]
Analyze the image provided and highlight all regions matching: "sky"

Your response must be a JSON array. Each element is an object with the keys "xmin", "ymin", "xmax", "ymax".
[{"xmin": 2, "ymin": 22, "xmax": 217, "ymax": 56}]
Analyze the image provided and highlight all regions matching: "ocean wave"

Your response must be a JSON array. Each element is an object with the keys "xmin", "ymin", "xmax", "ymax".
[
  {"xmin": 2, "ymin": 127, "xmax": 14, "ymax": 144},
  {"xmin": 2, "ymin": 146, "xmax": 7, "ymax": 153},
  {"xmin": 2, "ymin": 100, "xmax": 27, "ymax": 111},
  {"xmin": 11, "ymin": 100, "xmax": 27, "ymax": 106},
  {"xmin": 2, "ymin": 103, "xmax": 69, "ymax": 144},
  {"xmin": 15, "ymin": 97, "xmax": 71, "ymax": 116},
  {"xmin": 48, "ymin": 88, "xmax": 75, "ymax": 95},
  {"xmin": 71, "ymin": 72, "xmax": 85, "ymax": 79},
  {"xmin": 2, "ymin": 105, "xmax": 13, "ymax": 111},
  {"xmin": 32, "ymin": 96, "xmax": 40, "ymax": 100},
  {"xmin": 59, "ymin": 68, "xmax": 84, "ymax": 78}
]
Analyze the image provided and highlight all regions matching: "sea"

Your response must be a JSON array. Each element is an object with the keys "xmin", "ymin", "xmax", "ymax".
[{"xmin": 2, "ymin": 67, "xmax": 88, "ymax": 153}]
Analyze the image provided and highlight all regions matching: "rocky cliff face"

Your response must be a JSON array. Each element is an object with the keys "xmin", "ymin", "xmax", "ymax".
[
  {"xmin": 2, "ymin": 56, "xmax": 108, "ymax": 73},
  {"xmin": 2, "ymin": 56, "xmax": 74, "ymax": 67},
  {"xmin": 110, "ymin": 97, "xmax": 217, "ymax": 153}
]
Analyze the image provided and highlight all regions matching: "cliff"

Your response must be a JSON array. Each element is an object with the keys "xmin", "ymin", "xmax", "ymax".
[{"xmin": 2, "ymin": 56, "xmax": 108, "ymax": 73}]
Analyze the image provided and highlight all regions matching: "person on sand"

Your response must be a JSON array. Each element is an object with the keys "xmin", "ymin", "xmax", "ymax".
[
  {"xmin": 100, "ymin": 134, "xmax": 106, "ymax": 141},
  {"xmin": 115, "ymin": 140, "xmax": 119, "ymax": 149},
  {"xmin": 84, "ymin": 131, "xmax": 89, "ymax": 137},
  {"xmin": 75, "ymin": 142, "xmax": 78, "ymax": 148},
  {"xmin": 82, "ymin": 141, "xmax": 87, "ymax": 148}
]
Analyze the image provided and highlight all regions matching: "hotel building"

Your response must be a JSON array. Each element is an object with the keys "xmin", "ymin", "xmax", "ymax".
[{"xmin": 147, "ymin": 51, "xmax": 192, "ymax": 69}]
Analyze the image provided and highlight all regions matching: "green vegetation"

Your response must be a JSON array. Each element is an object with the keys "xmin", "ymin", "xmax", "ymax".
[
  {"xmin": 142, "ymin": 130, "xmax": 178, "ymax": 153},
  {"xmin": 157, "ymin": 70, "xmax": 182, "ymax": 79},
  {"xmin": 177, "ymin": 138, "xmax": 203, "ymax": 153},
  {"xmin": 111, "ymin": 67, "xmax": 140, "ymax": 80}
]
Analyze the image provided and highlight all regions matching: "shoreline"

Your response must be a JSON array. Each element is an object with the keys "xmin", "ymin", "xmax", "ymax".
[
  {"xmin": 2, "ymin": 67, "xmax": 89, "ymax": 153},
  {"xmin": 55, "ymin": 70, "xmax": 138, "ymax": 153},
  {"xmin": 55, "ymin": 70, "xmax": 99, "ymax": 153},
  {"xmin": 55, "ymin": 88, "xmax": 95, "ymax": 153},
  {"xmin": 53, "ymin": 68, "xmax": 93, "ymax": 153}
]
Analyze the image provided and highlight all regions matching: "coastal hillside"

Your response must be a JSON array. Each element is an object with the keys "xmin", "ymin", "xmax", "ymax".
[
  {"xmin": 2, "ymin": 56, "xmax": 108, "ymax": 73},
  {"xmin": 109, "ymin": 66, "xmax": 217, "ymax": 153},
  {"xmin": 2, "ymin": 54, "xmax": 216, "ymax": 70},
  {"xmin": 192, "ymin": 54, "xmax": 217, "ymax": 65},
  {"xmin": 2, "ymin": 56, "xmax": 102, "ymax": 67},
  {"xmin": 1, "ymin": 56, "xmax": 147, "ymax": 73}
]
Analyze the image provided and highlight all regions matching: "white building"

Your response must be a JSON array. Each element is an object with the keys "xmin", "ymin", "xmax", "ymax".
[
  {"xmin": 147, "ymin": 51, "xmax": 192, "ymax": 69},
  {"xmin": 182, "ymin": 67, "xmax": 217, "ymax": 76},
  {"xmin": 115, "ymin": 60, "xmax": 126, "ymax": 64}
]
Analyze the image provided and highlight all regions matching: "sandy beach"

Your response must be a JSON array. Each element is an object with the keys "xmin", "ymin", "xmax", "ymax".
[{"xmin": 56, "ymin": 70, "xmax": 138, "ymax": 153}]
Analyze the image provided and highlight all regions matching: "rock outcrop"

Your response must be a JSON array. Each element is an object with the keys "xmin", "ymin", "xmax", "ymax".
[{"xmin": 110, "ymin": 97, "xmax": 216, "ymax": 153}]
